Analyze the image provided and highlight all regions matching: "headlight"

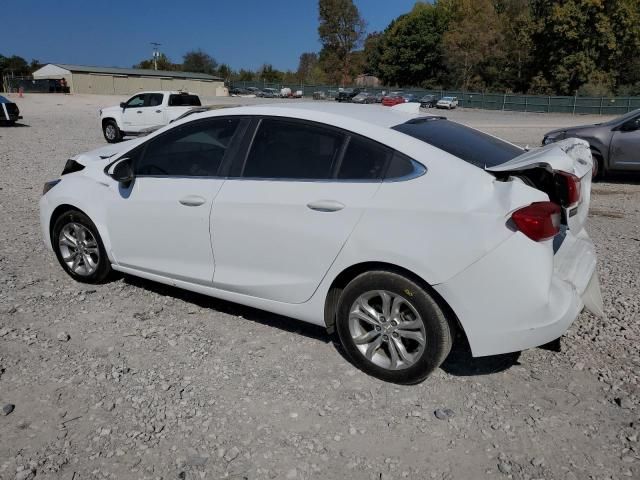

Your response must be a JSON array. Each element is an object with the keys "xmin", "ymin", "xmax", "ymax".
[
  {"xmin": 42, "ymin": 179, "xmax": 61, "ymax": 195},
  {"xmin": 542, "ymin": 136, "xmax": 554, "ymax": 145}
]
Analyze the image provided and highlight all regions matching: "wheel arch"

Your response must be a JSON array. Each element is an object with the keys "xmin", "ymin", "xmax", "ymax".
[
  {"xmin": 323, "ymin": 261, "xmax": 466, "ymax": 342},
  {"xmin": 49, "ymin": 204, "xmax": 90, "ymax": 244},
  {"xmin": 101, "ymin": 117, "xmax": 119, "ymax": 129}
]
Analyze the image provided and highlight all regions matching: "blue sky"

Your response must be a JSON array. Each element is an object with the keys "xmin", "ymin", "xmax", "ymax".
[{"xmin": 4, "ymin": 0, "xmax": 420, "ymax": 71}]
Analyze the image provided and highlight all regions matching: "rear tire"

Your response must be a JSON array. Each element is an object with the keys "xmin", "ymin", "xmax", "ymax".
[
  {"xmin": 52, "ymin": 210, "xmax": 112, "ymax": 284},
  {"xmin": 103, "ymin": 120, "xmax": 122, "ymax": 143},
  {"xmin": 336, "ymin": 270, "xmax": 453, "ymax": 384},
  {"xmin": 591, "ymin": 151, "xmax": 604, "ymax": 181}
]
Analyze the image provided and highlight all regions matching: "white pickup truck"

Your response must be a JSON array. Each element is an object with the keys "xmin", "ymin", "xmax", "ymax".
[{"xmin": 99, "ymin": 91, "xmax": 201, "ymax": 143}]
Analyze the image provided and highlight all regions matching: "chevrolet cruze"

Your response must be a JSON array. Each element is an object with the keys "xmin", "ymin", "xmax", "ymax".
[{"xmin": 40, "ymin": 103, "xmax": 603, "ymax": 384}]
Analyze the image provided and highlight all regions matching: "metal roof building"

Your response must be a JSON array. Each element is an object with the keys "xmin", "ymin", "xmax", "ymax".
[{"xmin": 32, "ymin": 63, "xmax": 226, "ymax": 97}]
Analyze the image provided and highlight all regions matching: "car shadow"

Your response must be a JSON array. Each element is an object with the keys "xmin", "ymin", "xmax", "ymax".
[
  {"xmin": 440, "ymin": 334, "xmax": 521, "ymax": 376},
  {"xmin": 596, "ymin": 172, "xmax": 640, "ymax": 184},
  {"xmin": 121, "ymin": 274, "xmax": 331, "ymax": 344},
  {"xmin": 0, "ymin": 122, "xmax": 30, "ymax": 127},
  {"xmin": 120, "ymin": 274, "xmax": 522, "ymax": 377}
]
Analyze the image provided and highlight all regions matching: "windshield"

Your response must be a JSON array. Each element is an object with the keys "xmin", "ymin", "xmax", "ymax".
[
  {"xmin": 392, "ymin": 118, "xmax": 522, "ymax": 169},
  {"xmin": 603, "ymin": 108, "xmax": 640, "ymax": 126},
  {"xmin": 441, "ymin": 97, "xmax": 454, "ymax": 101}
]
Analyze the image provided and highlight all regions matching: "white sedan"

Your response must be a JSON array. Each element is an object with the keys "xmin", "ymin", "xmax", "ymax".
[
  {"xmin": 39, "ymin": 102, "xmax": 603, "ymax": 384},
  {"xmin": 436, "ymin": 96, "xmax": 459, "ymax": 109}
]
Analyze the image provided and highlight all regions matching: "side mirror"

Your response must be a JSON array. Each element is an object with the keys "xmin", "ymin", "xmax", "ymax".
[
  {"xmin": 120, "ymin": 102, "xmax": 126, "ymax": 109},
  {"xmin": 109, "ymin": 158, "xmax": 134, "ymax": 185}
]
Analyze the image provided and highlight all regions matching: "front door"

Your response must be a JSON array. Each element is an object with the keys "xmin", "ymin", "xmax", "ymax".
[
  {"xmin": 610, "ymin": 115, "xmax": 640, "ymax": 171},
  {"xmin": 121, "ymin": 93, "xmax": 147, "ymax": 132},
  {"xmin": 106, "ymin": 117, "xmax": 243, "ymax": 284},
  {"xmin": 211, "ymin": 118, "xmax": 392, "ymax": 304},
  {"xmin": 139, "ymin": 93, "xmax": 166, "ymax": 129}
]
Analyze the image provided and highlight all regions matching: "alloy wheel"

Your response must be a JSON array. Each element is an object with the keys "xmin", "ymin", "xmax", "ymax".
[{"xmin": 58, "ymin": 222, "xmax": 100, "ymax": 276}]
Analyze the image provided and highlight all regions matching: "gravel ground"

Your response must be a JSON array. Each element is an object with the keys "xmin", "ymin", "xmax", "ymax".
[{"xmin": 0, "ymin": 94, "xmax": 638, "ymax": 480}]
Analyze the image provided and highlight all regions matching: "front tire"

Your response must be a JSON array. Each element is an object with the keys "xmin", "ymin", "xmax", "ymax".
[
  {"xmin": 103, "ymin": 120, "xmax": 122, "ymax": 143},
  {"xmin": 336, "ymin": 271, "xmax": 453, "ymax": 384},
  {"xmin": 52, "ymin": 210, "xmax": 112, "ymax": 284}
]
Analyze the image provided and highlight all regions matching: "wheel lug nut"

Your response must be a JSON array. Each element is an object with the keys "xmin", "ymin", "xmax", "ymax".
[
  {"xmin": 391, "ymin": 320, "xmax": 398, "ymax": 326},
  {"xmin": 392, "ymin": 332, "xmax": 399, "ymax": 338},
  {"xmin": 382, "ymin": 335, "xmax": 388, "ymax": 341},
  {"xmin": 375, "ymin": 326, "xmax": 381, "ymax": 331},
  {"xmin": 380, "ymin": 316, "xmax": 386, "ymax": 323}
]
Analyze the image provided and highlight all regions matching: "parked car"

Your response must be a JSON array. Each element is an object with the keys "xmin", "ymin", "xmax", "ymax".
[
  {"xmin": 230, "ymin": 87, "xmax": 250, "ymax": 96},
  {"xmin": 313, "ymin": 91, "xmax": 328, "ymax": 100},
  {"xmin": 401, "ymin": 94, "xmax": 420, "ymax": 103},
  {"xmin": 40, "ymin": 102, "xmax": 602, "ymax": 384},
  {"xmin": 99, "ymin": 91, "xmax": 201, "ymax": 143},
  {"xmin": 0, "ymin": 95, "xmax": 22, "ymax": 125},
  {"xmin": 259, "ymin": 88, "xmax": 279, "ymax": 98},
  {"xmin": 351, "ymin": 92, "xmax": 376, "ymax": 104},
  {"xmin": 436, "ymin": 96, "xmax": 459, "ymax": 109},
  {"xmin": 246, "ymin": 87, "xmax": 261, "ymax": 96},
  {"xmin": 420, "ymin": 94, "xmax": 437, "ymax": 108},
  {"xmin": 382, "ymin": 92, "xmax": 405, "ymax": 107},
  {"xmin": 542, "ymin": 108, "xmax": 640, "ymax": 178},
  {"xmin": 373, "ymin": 92, "xmax": 386, "ymax": 103},
  {"xmin": 335, "ymin": 88, "xmax": 362, "ymax": 102}
]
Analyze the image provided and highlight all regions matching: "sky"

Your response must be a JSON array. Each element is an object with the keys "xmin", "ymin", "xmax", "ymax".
[{"xmin": 3, "ymin": 0, "xmax": 420, "ymax": 71}]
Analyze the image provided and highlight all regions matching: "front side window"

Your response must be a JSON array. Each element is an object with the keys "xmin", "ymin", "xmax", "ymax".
[
  {"xmin": 242, "ymin": 119, "xmax": 344, "ymax": 179},
  {"xmin": 126, "ymin": 94, "xmax": 146, "ymax": 108},
  {"xmin": 136, "ymin": 118, "xmax": 240, "ymax": 176}
]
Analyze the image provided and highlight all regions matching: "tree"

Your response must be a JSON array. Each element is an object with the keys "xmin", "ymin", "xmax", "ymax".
[
  {"xmin": 529, "ymin": 0, "xmax": 640, "ymax": 95},
  {"xmin": 442, "ymin": 0, "xmax": 504, "ymax": 91},
  {"xmin": 363, "ymin": 32, "xmax": 383, "ymax": 75},
  {"xmin": 182, "ymin": 49, "xmax": 218, "ymax": 74},
  {"xmin": 133, "ymin": 53, "xmax": 176, "ymax": 71},
  {"xmin": 297, "ymin": 52, "xmax": 319, "ymax": 83},
  {"xmin": 318, "ymin": 0, "xmax": 366, "ymax": 84},
  {"xmin": 258, "ymin": 64, "xmax": 282, "ymax": 83},
  {"xmin": 374, "ymin": 2, "xmax": 451, "ymax": 87},
  {"xmin": 0, "ymin": 54, "xmax": 31, "ymax": 77},
  {"xmin": 217, "ymin": 63, "xmax": 232, "ymax": 80}
]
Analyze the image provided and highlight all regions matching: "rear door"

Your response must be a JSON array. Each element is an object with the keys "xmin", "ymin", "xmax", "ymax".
[
  {"xmin": 609, "ymin": 115, "xmax": 640, "ymax": 170},
  {"xmin": 210, "ymin": 117, "xmax": 390, "ymax": 304}
]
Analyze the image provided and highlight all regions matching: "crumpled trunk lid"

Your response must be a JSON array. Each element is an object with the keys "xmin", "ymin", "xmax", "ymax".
[{"xmin": 486, "ymin": 138, "xmax": 593, "ymax": 234}]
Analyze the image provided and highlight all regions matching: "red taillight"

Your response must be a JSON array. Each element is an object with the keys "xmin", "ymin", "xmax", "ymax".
[
  {"xmin": 511, "ymin": 202, "xmax": 561, "ymax": 241},
  {"xmin": 555, "ymin": 171, "xmax": 581, "ymax": 206}
]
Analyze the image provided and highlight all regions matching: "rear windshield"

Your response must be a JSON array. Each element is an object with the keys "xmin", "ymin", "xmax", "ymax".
[
  {"xmin": 392, "ymin": 118, "xmax": 522, "ymax": 168},
  {"xmin": 168, "ymin": 94, "xmax": 201, "ymax": 107}
]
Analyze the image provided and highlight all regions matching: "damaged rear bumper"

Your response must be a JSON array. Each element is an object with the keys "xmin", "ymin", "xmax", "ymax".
[{"xmin": 434, "ymin": 229, "xmax": 602, "ymax": 358}]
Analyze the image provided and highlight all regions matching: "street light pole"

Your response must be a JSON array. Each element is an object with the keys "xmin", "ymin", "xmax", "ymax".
[{"xmin": 151, "ymin": 42, "xmax": 161, "ymax": 70}]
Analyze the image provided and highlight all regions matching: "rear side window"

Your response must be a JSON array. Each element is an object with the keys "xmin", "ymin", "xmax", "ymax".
[
  {"xmin": 393, "ymin": 119, "xmax": 522, "ymax": 168},
  {"xmin": 146, "ymin": 93, "xmax": 163, "ymax": 107},
  {"xmin": 243, "ymin": 119, "xmax": 344, "ymax": 179},
  {"xmin": 169, "ymin": 94, "xmax": 202, "ymax": 106},
  {"xmin": 337, "ymin": 136, "xmax": 391, "ymax": 180},
  {"xmin": 136, "ymin": 118, "xmax": 239, "ymax": 176}
]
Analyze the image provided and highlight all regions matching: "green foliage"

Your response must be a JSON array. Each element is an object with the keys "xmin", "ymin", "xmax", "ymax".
[
  {"xmin": 318, "ymin": 0, "xmax": 366, "ymax": 84},
  {"xmin": 182, "ymin": 49, "xmax": 218, "ymax": 75},
  {"xmin": 133, "ymin": 53, "xmax": 177, "ymax": 71},
  {"xmin": 0, "ymin": 54, "xmax": 38, "ymax": 77}
]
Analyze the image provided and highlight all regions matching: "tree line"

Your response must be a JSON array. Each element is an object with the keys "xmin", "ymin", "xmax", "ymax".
[
  {"xmin": 4, "ymin": 0, "xmax": 639, "ymax": 96},
  {"xmin": 310, "ymin": 0, "xmax": 640, "ymax": 96}
]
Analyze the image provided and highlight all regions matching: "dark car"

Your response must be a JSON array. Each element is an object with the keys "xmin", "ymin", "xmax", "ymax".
[
  {"xmin": 420, "ymin": 94, "xmax": 437, "ymax": 108},
  {"xmin": 351, "ymin": 92, "xmax": 376, "ymax": 104},
  {"xmin": 258, "ymin": 88, "xmax": 279, "ymax": 98},
  {"xmin": 0, "ymin": 95, "xmax": 22, "ymax": 125},
  {"xmin": 230, "ymin": 87, "xmax": 250, "ymax": 96},
  {"xmin": 401, "ymin": 94, "xmax": 420, "ymax": 103},
  {"xmin": 335, "ymin": 88, "xmax": 361, "ymax": 103},
  {"xmin": 543, "ymin": 108, "xmax": 640, "ymax": 178}
]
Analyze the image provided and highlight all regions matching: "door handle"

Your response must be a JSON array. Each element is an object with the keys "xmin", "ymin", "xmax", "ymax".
[
  {"xmin": 307, "ymin": 200, "xmax": 345, "ymax": 212},
  {"xmin": 155, "ymin": 109, "xmax": 162, "ymax": 113},
  {"xmin": 136, "ymin": 110, "xmax": 142, "ymax": 114},
  {"xmin": 179, "ymin": 195, "xmax": 206, "ymax": 207}
]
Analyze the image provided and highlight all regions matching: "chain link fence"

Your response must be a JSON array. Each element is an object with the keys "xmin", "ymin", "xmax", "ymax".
[{"xmin": 230, "ymin": 80, "xmax": 640, "ymax": 115}]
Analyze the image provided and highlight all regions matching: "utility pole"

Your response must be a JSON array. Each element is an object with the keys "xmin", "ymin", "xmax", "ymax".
[{"xmin": 151, "ymin": 42, "xmax": 162, "ymax": 70}]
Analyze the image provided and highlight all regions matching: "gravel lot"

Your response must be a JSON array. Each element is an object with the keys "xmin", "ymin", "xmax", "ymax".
[{"xmin": 0, "ymin": 94, "xmax": 638, "ymax": 480}]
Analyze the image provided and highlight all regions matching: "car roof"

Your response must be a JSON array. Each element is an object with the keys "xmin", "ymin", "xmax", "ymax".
[
  {"xmin": 192, "ymin": 102, "xmax": 436, "ymax": 129},
  {"xmin": 0, "ymin": 95, "xmax": 11, "ymax": 103}
]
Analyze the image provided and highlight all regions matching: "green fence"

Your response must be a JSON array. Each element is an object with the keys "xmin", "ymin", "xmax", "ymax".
[{"xmin": 230, "ymin": 80, "xmax": 640, "ymax": 115}]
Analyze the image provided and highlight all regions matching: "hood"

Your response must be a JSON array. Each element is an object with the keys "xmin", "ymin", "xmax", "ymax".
[
  {"xmin": 72, "ymin": 140, "xmax": 141, "ymax": 165},
  {"xmin": 545, "ymin": 123, "xmax": 602, "ymax": 137},
  {"xmin": 100, "ymin": 105, "xmax": 122, "ymax": 114}
]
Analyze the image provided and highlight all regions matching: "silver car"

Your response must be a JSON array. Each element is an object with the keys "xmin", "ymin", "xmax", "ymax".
[{"xmin": 543, "ymin": 108, "xmax": 640, "ymax": 178}]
